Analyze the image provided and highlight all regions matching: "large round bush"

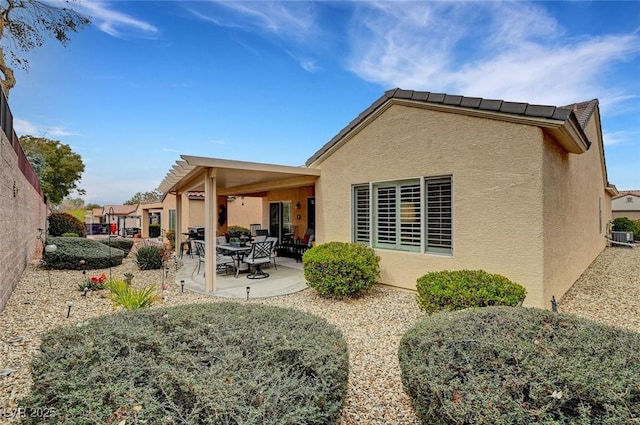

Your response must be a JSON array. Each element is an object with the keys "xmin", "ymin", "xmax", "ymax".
[
  {"xmin": 98, "ymin": 237, "xmax": 134, "ymax": 257},
  {"xmin": 303, "ymin": 242, "xmax": 380, "ymax": 298},
  {"xmin": 399, "ymin": 306, "xmax": 640, "ymax": 424},
  {"xmin": 20, "ymin": 303, "xmax": 349, "ymax": 424},
  {"xmin": 416, "ymin": 269, "xmax": 526, "ymax": 314},
  {"xmin": 43, "ymin": 236, "xmax": 123, "ymax": 270},
  {"xmin": 48, "ymin": 212, "xmax": 87, "ymax": 237}
]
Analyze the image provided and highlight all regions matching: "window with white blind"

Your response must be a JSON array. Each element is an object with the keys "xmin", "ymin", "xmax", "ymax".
[
  {"xmin": 352, "ymin": 175, "xmax": 452, "ymax": 255},
  {"xmin": 425, "ymin": 177, "xmax": 452, "ymax": 254},
  {"xmin": 353, "ymin": 185, "xmax": 370, "ymax": 243}
]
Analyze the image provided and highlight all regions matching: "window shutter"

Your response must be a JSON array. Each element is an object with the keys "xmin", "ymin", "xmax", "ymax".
[
  {"xmin": 425, "ymin": 176, "xmax": 452, "ymax": 253},
  {"xmin": 399, "ymin": 183, "xmax": 421, "ymax": 248},
  {"xmin": 375, "ymin": 185, "xmax": 396, "ymax": 246},
  {"xmin": 353, "ymin": 185, "xmax": 370, "ymax": 243}
]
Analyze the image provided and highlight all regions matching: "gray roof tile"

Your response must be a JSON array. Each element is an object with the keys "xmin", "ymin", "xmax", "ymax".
[
  {"xmin": 460, "ymin": 97, "xmax": 482, "ymax": 108},
  {"xmin": 500, "ymin": 102, "xmax": 528, "ymax": 115},
  {"xmin": 443, "ymin": 95, "xmax": 463, "ymax": 106},
  {"xmin": 523, "ymin": 104, "xmax": 556, "ymax": 118},
  {"xmin": 479, "ymin": 99, "xmax": 503, "ymax": 111},
  {"xmin": 427, "ymin": 93, "xmax": 446, "ymax": 103}
]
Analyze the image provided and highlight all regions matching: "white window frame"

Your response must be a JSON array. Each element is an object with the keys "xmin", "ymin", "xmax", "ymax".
[{"xmin": 351, "ymin": 175, "xmax": 453, "ymax": 255}]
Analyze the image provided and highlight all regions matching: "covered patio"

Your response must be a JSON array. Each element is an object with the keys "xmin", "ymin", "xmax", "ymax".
[
  {"xmin": 175, "ymin": 254, "xmax": 307, "ymax": 298},
  {"xmin": 158, "ymin": 155, "xmax": 320, "ymax": 294}
]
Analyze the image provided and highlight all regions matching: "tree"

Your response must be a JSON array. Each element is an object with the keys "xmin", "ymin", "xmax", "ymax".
[
  {"xmin": 0, "ymin": 0, "xmax": 90, "ymax": 96},
  {"xmin": 19, "ymin": 135, "xmax": 84, "ymax": 205},
  {"xmin": 125, "ymin": 190, "xmax": 163, "ymax": 205}
]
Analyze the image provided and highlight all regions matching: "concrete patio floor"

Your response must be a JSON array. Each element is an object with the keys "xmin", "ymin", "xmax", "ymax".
[{"xmin": 175, "ymin": 254, "xmax": 308, "ymax": 299}]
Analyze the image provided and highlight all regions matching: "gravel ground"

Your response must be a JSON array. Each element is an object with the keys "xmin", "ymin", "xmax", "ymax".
[
  {"xmin": 559, "ymin": 245, "xmax": 640, "ymax": 332},
  {"xmin": 0, "ymin": 256, "xmax": 422, "ymax": 424},
  {"xmin": 1, "ymin": 244, "xmax": 638, "ymax": 424}
]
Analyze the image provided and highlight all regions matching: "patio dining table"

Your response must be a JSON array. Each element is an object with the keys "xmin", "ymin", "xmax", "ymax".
[{"xmin": 218, "ymin": 244, "xmax": 252, "ymax": 278}]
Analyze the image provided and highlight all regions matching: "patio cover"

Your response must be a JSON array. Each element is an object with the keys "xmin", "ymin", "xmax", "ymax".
[{"xmin": 158, "ymin": 155, "xmax": 320, "ymax": 292}]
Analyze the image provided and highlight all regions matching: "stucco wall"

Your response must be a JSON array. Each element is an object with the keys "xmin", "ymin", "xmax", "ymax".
[
  {"xmin": 612, "ymin": 211, "xmax": 640, "ymax": 221},
  {"xmin": 315, "ymin": 104, "xmax": 548, "ymax": 307},
  {"xmin": 542, "ymin": 113, "xmax": 611, "ymax": 306},
  {"xmin": 0, "ymin": 133, "xmax": 47, "ymax": 312},
  {"xmin": 262, "ymin": 187, "xmax": 315, "ymax": 240}
]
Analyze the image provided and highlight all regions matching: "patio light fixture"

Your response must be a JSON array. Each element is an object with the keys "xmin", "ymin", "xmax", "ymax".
[
  {"xmin": 66, "ymin": 301, "xmax": 73, "ymax": 318},
  {"xmin": 246, "ymin": 286, "xmax": 250, "ymax": 301}
]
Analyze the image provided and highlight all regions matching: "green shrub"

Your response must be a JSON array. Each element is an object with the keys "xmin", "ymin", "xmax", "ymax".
[
  {"xmin": 612, "ymin": 216, "xmax": 640, "ymax": 239},
  {"xmin": 20, "ymin": 303, "xmax": 348, "ymax": 424},
  {"xmin": 416, "ymin": 269, "xmax": 526, "ymax": 314},
  {"xmin": 399, "ymin": 306, "xmax": 640, "ymax": 424},
  {"xmin": 228, "ymin": 225, "xmax": 250, "ymax": 238},
  {"xmin": 98, "ymin": 238, "xmax": 134, "ymax": 257},
  {"xmin": 62, "ymin": 232, "xmax": 79, "ymax": 237},
  {"xmin": 135, "ymin": 245, "xmax": 164, "ymax": 270},
  {"xmin": 105, "ymin": 279, "xmax": 159, "ymax": 310},
  {"xmin": 149, "ymin": 223, "xmax": 161, "ymax": 238},
  {"xmin": 48, "ymin": 212, "xmax": 86, "ymax": 237},
  {"xmin": 303, "ymin": 242, "xmax": 380, "ymax": 298},
  {"xmin": 43, "ymin": 237, "xmax": 123, "ymax": 270}
]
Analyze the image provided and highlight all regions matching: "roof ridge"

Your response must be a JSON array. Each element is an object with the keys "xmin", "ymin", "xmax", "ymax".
[{"xmin": 306, "ymin": 88, "xmax": 590, "ymax": 166}]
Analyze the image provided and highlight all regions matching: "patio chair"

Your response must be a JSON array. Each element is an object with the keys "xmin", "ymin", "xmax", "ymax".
[
  {"xmin": 265, "ymin": 236, "xmax": 278, "ymax": 270},
  {"xmin": 242, "ymin": 240, "xmax": 273, "ymax": 279},
  {"xmin": 193, "ymin": 240, "xmax": 235, "ymax": 275},
  {"xmin": 253, "ymin": 234, "xmax": 267, "ymax": 243}
]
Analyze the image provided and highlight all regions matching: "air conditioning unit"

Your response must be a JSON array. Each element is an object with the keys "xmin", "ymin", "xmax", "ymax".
[{"xmin": 611, "ymin": 231, "xmax": 634, "ymax": 243}]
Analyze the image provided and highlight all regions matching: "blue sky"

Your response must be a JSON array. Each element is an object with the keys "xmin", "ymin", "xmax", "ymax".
[{"xmin": 7, "ymin": 0, "xmax": 640, "ymax": 205}]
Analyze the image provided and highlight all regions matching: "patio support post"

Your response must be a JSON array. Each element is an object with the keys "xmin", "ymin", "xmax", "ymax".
[
  {"xmin": 176, "ymin": 192, "xmax": 183, "ymax": 241},
  {"xmin": 204, "ymin": 168, "xmax": 217, "ymax": 292}
]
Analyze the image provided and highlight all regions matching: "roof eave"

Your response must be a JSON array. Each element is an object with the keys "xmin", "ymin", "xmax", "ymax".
[
  {"xmin": 306, "ymin": 98, "xmax": 589, "ymax": 168},
  {"xmin": 546, "ymin": 119, "xmax": 590, "ymax": 154}
]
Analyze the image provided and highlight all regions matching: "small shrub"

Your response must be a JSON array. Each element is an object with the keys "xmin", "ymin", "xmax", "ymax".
[
  {"xmin": 78, "ymin": 273, "xmax": 108, "ymax": 291},
  {"xmin": 416, "ymin": 269, "xmax": 526, "ymax": 314},
  {"xmin": 20, "ymin": 303, "xmax": 348, "ymax": 424},
  {"xmin": 399, "ymin": 306, "xmax": 640, "ymax": 424},
  {"xmin": 62, "ymin": 232, "xmax": 79, "ymax": 237},
  {"xmin": 228, "ymin": 225, "xmax": 250, "ymax": 239},
  {"xmin": 43, "ymin": 237, "xmax": 123, "ymax": 270},
  {"xmin": 149, "ymin": 223, "xmax": 161, "ymax": 238},
  {"xmin": 612, "ymin": 216, "xmax": 640, "ymax": 239},
  {"xmin": 98, "ymin": 237, "xmax": 134, "ymax": 257},
  {"xmin": 303, "ymin": 242, "xmax": 380, "ymax": 298},
  {"xmin": 135, "ymin": 245, "xmax": 164, "ymax": 270},
  {"xmin": 105, "ymin": 279, "xmax": 159, "ymax": 310},
  {"xmin": 48, "ymin": 212, "xmax": 86, "ymax": 237}
]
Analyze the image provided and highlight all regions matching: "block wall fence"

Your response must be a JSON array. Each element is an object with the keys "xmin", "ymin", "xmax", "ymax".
[{"xmin": 0, "ymin": 130, "xmax": 47, "ymax": 312}]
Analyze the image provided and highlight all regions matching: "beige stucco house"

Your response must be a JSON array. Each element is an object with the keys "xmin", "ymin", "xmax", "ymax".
[
  {"xmin": 158, "ymin": 88, "xmax": 616, "ymax": 309},
  {"xmin": 612, "ymin": 191, "xmax": 640, "ymax": 221}
]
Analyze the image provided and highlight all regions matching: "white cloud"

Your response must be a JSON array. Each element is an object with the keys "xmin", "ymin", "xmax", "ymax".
[
  {"xmin": 208, "ymin": 140, "xmax": 225, "ymax": 145},
  {"xmin": 13, "ymin": 118, "xmax": 80, "ymax": 138},
  {"xmin": 346, "ymin": 1, "xmax": 640, "ymax": 107},
  {"xmin": 13, "ymin": 118, "xmax": 39, "ymax": 135},
  {"xmin": 191, "ymin": 1, "xmax": 317, "ymax": 42},
  {"xmin": 603, "ymin": 130, "xmax": 637, "ymax": 146},
  {"xmin": 78, "ymin": 1, "xmax": 158, "ymax": 37}
]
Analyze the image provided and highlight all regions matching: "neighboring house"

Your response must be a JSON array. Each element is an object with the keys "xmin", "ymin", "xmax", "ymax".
[
  {"xmin": 86, "ymin": 204, "xmax": 141, "ymax": 236},
  {"xmin": 612, "ymin": 191, "xmax": 640, "ymax": 221},
  {"xmin": 158, "ymin": 88, "xmax": 616, "ymax": 309}
]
